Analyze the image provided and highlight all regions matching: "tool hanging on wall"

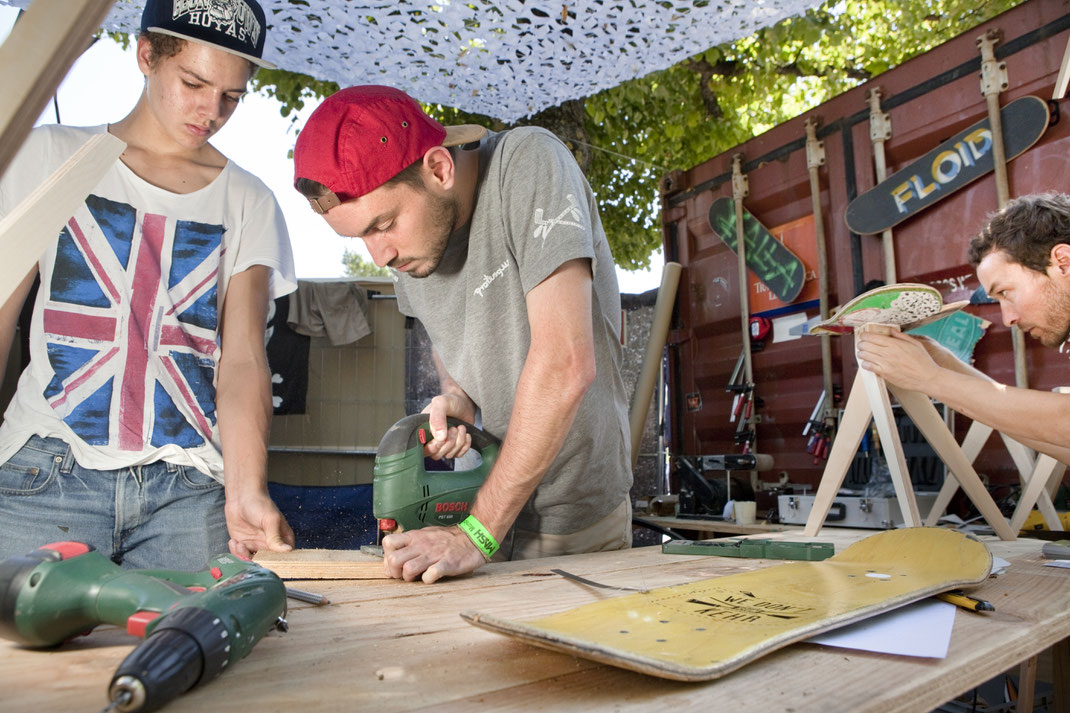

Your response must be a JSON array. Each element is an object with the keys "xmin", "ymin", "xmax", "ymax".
[
  {"xmin": 730, "ymin": 155, "xmax": 758, "ymax": 460},
  {"xmin": 802, "ymin": 389, "xmax": 826, "ymax": 438},
  {"xmin": 978, "ymin": 29, "xmax": 1028, "ymax": 390},
  {"xmin": 865, "ymin": 89, "xmax": 896, "ymax": 284},
  {"xmin": 804, "ymin": 116, "xmax": 837, "ymax": 435},
  {"xmin": 802, "ymin": 389, "xmax": 830, "ymax": 463}
]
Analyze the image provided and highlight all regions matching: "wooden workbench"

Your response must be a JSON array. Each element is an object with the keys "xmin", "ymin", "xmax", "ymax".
[{"xmin": 2, "ymin": 530, "xmax": 1067, "ymax": 713}]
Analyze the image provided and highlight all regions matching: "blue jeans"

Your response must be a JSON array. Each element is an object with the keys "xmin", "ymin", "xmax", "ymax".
[{"xmin": 0, "ymin": 436, "xmax": 228, "ymax": 570}]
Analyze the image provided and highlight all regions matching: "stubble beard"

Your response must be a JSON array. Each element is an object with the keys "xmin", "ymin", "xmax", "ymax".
[
  {"xmin": 1036, "ymin": 278, "xmax": 1070, "ymax": 348},
  {"xmin": 406, "ymin": 192, "xmax": 459, "ymax": 279}
]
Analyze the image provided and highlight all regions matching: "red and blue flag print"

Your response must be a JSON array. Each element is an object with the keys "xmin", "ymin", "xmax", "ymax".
[{"xmin": 42, "ymin": 194, "xmax": 222, "ymax": 450}]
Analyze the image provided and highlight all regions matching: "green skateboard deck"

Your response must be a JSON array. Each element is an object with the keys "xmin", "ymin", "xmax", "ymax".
[
  {"xmin": 845, "ymin": 95, "xmax": 1049, "ymax": 235},
  {"xmin": 707, "ymin": 197, "xmax": 806, "ymax": 304},
  {"xmin": 808, "ymin": 283, "xmax": 968, "ymax": 335},
  {"xmin": 462, "ymin": 528, "xmax": 990, "ymax": 681}
]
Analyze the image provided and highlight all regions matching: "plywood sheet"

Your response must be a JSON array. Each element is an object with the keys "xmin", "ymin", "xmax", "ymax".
[{"xmin": 254, "ymin": 548, "xmax": 388, "ymax": 579}]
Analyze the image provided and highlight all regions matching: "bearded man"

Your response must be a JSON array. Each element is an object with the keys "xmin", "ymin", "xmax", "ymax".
[
  {"xmin": 292, "ymin": 86, "xmax": 634, "ymax": 583},
  {"xmin": 856, "ymin": 192, "xmax": 1070, "ymax": 464}
]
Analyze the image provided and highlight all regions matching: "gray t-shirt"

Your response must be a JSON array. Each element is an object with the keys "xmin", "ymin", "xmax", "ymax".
[{"xmin": 394, "ymin": 127, "xmax": 632, "ymax": 535}]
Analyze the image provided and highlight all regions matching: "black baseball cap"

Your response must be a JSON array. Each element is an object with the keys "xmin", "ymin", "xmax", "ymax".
[{"xmin": 140, "ymin": 0, "xmax": 275, "ymax": 69}]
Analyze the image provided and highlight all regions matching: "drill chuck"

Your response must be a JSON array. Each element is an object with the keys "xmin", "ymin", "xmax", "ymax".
[
  {"xmin": 108, "ymin": 628, "xmax": 203, "ymax": 713},
  {"xmin": 107, "ymin": 607, "xmax": 234, "ymax": 712}
]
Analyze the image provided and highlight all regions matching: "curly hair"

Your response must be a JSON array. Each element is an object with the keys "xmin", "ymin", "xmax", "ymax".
[
  {"xmin": 968, "ymin": 193, "xmax": 1070, "ymax": 272},
  {"xmin": 140, "ymin": 31, "xmax": 185, "ymax": 69}
]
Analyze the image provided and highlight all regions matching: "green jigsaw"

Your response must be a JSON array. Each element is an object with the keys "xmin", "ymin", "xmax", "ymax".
[{"xmin": 373, "ymin": 414, "xmax": 501, "ymax": 539}]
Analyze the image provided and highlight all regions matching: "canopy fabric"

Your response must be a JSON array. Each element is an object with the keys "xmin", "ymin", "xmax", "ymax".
[{"xmin": 4, "ymin": 0, "xmax": 824, "ymax": 122}]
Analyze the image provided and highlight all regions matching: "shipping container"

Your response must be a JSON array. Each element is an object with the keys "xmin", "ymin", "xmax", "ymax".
[{"xmin": 659, "ymin": 0, "xmax": 1070, "ymax": 518}]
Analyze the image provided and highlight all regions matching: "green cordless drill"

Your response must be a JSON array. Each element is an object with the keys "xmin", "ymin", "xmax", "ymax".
[
  {"xmin": 373, "ymin": 414, "xmax": 501, "ymax": 538},
  {"xmin": 0, "ymin": 541, "xmax": 287, "ymax": 712}
]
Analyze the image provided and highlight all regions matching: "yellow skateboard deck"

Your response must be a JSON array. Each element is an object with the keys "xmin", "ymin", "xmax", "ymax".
[{"xmin": 462, "ymin": 528, "xmax": 991, "ymax": 681}]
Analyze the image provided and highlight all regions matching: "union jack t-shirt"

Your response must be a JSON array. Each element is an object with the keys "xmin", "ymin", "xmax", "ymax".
[{"xmin": 0, "ymin": 125, "xmax": 296, "ymax": 479}]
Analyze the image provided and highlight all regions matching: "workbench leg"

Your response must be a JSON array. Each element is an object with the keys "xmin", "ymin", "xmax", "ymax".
[
  {"xmin": 1055, "ymin": 636, "xmax": 1069, "ymax": 713},
  {"xmin": 804, "ymin": 372, "xmax": 871, "ymax": 537},
  {"xmin": 1017, "ymin": 655, "xmax": 1037, "ymax": 713},
  {"xmin": 860, "ymin": 369, "xmax": 920, "ymax": 526},
  {"xmin": 890, "ymin": 386, "xmax": 1017, "ymax": 540}
]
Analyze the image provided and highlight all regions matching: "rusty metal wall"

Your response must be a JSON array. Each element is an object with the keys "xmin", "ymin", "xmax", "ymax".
[{"xmin": 661, "ymin": 0, "xmax": 1070, "ymax": 493}]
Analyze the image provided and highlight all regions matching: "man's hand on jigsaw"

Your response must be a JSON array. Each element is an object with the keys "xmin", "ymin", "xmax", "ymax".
[
  {"xmin": 382, "ymin": 526, "xmax": 487, "ymax": 583},
  {"xmin": 855, "ymin": 330, "xmax": 944, "ymax": 391},
  {"xmin": 422, "ymin": 393, "xmax": 476, "ymax": 460}
]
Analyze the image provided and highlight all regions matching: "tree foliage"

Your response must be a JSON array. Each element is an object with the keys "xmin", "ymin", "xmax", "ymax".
[
  {"xmin": 342, "ymin": 250, "xmax": 392, "ymax": 278},
  {"xmin": 251, "ymin": 0, "xmax": 1025, "ymax": 271}
]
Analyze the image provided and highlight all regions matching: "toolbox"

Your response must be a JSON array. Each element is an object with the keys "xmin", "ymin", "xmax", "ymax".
[{"xmin": 777, "ymin": 493, "xmax": 939, "ymax": 529}]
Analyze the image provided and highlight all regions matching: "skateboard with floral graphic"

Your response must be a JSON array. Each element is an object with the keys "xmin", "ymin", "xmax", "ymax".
[{"xmin": 809, "ymin": 283, "xmax": 968, "ymax": 336}]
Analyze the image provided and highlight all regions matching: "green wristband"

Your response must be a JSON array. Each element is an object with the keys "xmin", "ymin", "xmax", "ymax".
[{"xmin": 457, "ymin": 515, "xmax": 499, "ymax": 561}]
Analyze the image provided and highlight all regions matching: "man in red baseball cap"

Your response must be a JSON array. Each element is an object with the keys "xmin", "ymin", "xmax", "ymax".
[
  {"xmin": 294, "ymin": 86, "xmax": 634, "ymax": 583},
  {"xmin": 0, "ymin": 0, "xmax": 297, "ymax": 569}
]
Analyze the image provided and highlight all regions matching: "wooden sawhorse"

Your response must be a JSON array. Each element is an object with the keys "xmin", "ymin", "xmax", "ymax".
[
  {"xmin": 925, "ymin": 416, "xmax": 1066, "ymax": 532},
  {"xmin": 803, "ymin": 324, "xmax": 1017, "ymax": 540}
]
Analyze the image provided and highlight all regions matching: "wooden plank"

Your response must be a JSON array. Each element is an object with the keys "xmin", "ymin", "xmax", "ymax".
[
  {"xmin": 0, "ymin": 0, "xmax": 116, "ymax": 178},
  {"xmin": 0, "ymin": 132, "xmax": 125, "ymax": 308},
  {"xmin": 253, "ymin": 548, "xmax": 389, "ymax": 579}
]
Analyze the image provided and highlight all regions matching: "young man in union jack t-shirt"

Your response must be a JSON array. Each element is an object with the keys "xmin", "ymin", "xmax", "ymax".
[{"xmin": 0, "ymin": 0, "xmax": 297, "ymax": 569}]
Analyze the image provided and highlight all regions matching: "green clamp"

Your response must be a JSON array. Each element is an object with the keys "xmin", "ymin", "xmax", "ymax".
[{"xmin": 661, "ymin": 538, "xmax": 834, "ymax": 561}]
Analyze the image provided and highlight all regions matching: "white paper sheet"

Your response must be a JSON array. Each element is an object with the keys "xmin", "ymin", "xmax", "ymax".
[{"xmin": 807, "ymin": 599, "xmax": 957, "ymax": 658}]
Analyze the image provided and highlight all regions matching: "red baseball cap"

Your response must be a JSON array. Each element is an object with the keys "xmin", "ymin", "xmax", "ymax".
[{"xmin": 293, "ymin": 85, "xmax": 487, "ymax": 214}]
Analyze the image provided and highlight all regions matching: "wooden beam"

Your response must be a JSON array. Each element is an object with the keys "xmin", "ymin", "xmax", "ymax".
[
  {"xmin": 0, "ymin": 0, "xmax": 116, "ymax": 179},
  {"xmin": 0, "ymin": 132, "xmax": 125, "ymax": 308}
]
